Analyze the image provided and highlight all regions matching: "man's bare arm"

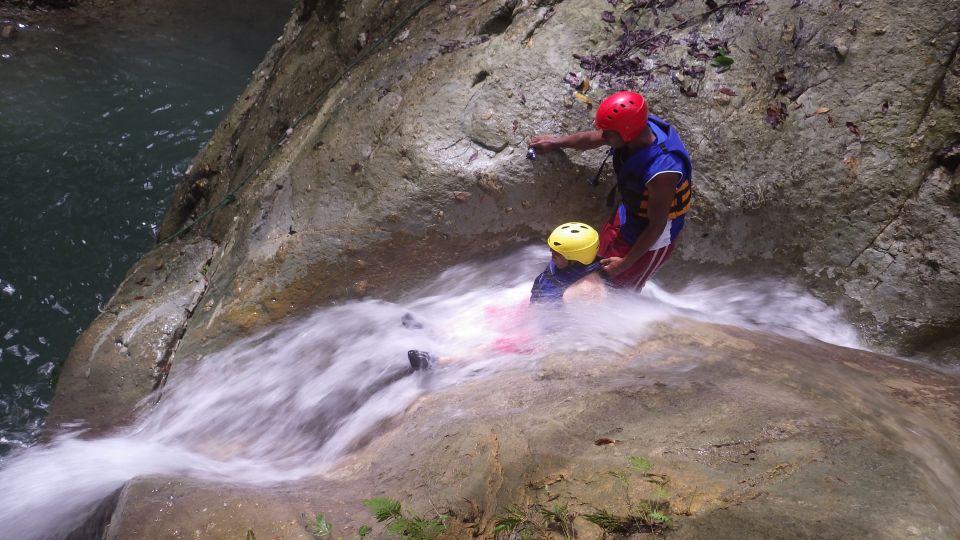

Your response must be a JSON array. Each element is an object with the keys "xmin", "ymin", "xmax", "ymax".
[
  {"xmin": 529, "ymin": 130, "xmax": 606, "ymax": 153},
  {"xmin": 601, "ymin": 173, "xmax": 677, "ymax": 275}
]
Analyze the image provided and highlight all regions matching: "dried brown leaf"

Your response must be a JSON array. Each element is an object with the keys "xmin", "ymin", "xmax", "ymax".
[{"xmin": 574, "ymin": 91, "xmax": 594, "ymax": 105}]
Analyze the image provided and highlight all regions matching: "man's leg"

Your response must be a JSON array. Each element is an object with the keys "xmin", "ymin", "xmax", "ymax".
[{"xmin": 609, "ymin": 243, "xmax": 675, "ymax": 291}]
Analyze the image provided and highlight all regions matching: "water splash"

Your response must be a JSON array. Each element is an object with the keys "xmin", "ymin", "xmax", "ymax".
[{"xmin": 0, "ymin": 247, "xmax": 892, "ymax": 539}]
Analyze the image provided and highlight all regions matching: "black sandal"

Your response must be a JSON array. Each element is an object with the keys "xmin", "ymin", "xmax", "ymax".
[{"xmin": 408, "ymin": 349, "xmax": 438, "ymax": 371}]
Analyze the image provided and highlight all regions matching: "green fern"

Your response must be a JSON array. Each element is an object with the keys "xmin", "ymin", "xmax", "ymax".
[
  {"xmin": 308, "ymin": 513, "xmax": 332, "ymax": 537},
  {"xmin": 493, "ymin": 505, "xmax": 526, "ymax": 533},
  {"xmin": 363, "ymin": 498, "xmax": 403, "ymax": 522},
  {"xmin": 358, "ymin": 525, "xmax": 372, "ymax": 538},
  {"xmin": 540, "ymin": 504, "xmax": 574, "ymax": 538},
  {"xmin": 609, "ymin": 469, "xmax": 629, "ymax": 485},
  {"xmin": 583, "ymin": 509, "xmax": 628, "ymax": 533},
  {"xmin": 649, "ymin": 510, "xmax": 673, "ymax": 526},
  {"xmin": 629, "ymin": 456, "xmax": 652, "ymax": 474},
  {"xmin": 362, "ymin": 497, "xmax": 446, "ymax": 540}
]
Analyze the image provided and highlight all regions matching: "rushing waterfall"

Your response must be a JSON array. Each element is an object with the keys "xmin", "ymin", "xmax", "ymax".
[{"xmin": 0, "ymin": 246, "xmax": 906, "ymax": 539}]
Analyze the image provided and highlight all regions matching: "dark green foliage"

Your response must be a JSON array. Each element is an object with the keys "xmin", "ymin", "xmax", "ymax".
[{"xmin": 362, "ymin": 497, "xmax": 446, "ymax": 540}]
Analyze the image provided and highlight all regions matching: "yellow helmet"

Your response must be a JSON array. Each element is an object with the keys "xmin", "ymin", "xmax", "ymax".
[{"xmin": 547, "ymin": 222, "xmax": 599, "ymax": 265}]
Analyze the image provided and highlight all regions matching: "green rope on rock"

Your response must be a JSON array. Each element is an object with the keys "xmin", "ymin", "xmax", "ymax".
[{"xmin": 158, "ymin": 0, "xmax": 436, "ymax": 245}]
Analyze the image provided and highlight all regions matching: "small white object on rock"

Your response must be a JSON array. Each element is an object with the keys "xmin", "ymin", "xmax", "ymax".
[
  {"xmin": 833, "ymin": 38, "xmax": 849, "ymax": 59},
  {"xmin": 448, "ymin": 4, "xmax": 458, "ymax": 13},
  {"xmin": 358, "ymin": 32, "xmax": 367, "ymax": 48}
]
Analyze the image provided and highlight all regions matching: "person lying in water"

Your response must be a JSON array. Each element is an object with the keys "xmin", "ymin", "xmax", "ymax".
[{"xmin": 407, "ymin": 222, "xmax": 605, "ymax": 370}]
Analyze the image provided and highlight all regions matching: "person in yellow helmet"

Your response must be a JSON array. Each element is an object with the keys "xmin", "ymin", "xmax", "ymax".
[
  {"xmin": 529, "ymin": 222, "xmax": 606, "ymax": 304},
  {"xmin": 407, "ymin": 222, "xmax": 606, "ymax": 370}
]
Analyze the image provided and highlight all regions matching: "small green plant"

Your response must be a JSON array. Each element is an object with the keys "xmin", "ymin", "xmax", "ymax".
[
  {"xmin": 495, "ymin": 503, "xmax": 574, "ymax": 539},
  {"xmin": 629, "ymin": 456, "xmax": 652, "ymax": 474},
  {"xmin": 308, "ymin": 513, "xmax": 332, "ymax": 537},
  {"xmin": 710, "ymin": 47, "xmax": 734, "ymax": 68},
  {"xmin": 648, "ymin": 509, "xmax": 673, "ymax": 526},
  {"xmin": 584, "ymin": 457, "xmax": 675, "ymax": 534},
  {"xmin": 365, "ymin": 498, "xmax": 402, "ymax": 522},
  {"xmin": 609, "ymin": 469, "xmax": 629, "ymax": 485},
  {"xmin": 358, "ymin": 524, "xmax": 372, "ymax": 538},
  {"xmin": 583, "ymin": 509, "xmax": 625, "ymax": 532},
  {"xmin": 493, "ymin": 504, "xmax": 527, "ymax": 534},
  {"xmin": 583, "ymin": 500, "xmax": 672, "ymax": 535},
  {"xmin": 363, "ymin": 497, "xmax": 447, "ymax": 540},
  {"xmin": 539, "ymin": 504, "xmax": 574, "ymax": 539}
]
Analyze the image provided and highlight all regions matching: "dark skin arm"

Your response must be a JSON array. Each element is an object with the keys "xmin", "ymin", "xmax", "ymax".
[
  {"xmin": 600, "ymin": 172, "xmax": 678, "ymax": 276},
  {"xmin": 529, "ymin": 130, "xmax": 606, "ymax": 152}
]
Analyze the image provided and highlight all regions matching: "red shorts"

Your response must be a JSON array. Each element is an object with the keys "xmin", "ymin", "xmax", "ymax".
[{"xmin": 598, "ymin": 218, "xmax": 676, "ymax": 291}]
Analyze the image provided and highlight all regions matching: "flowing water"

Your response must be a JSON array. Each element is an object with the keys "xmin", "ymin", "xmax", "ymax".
[
  {"xmin": 5, "ymin": 245, "xmax": 947, "ymax": 539},
  {"xmin": 0, "ymin": 0, "xmax": 293, "ymax": 455}
]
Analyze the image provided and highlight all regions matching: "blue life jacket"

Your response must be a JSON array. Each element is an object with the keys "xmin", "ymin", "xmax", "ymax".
[
  {"xmin": 609, "ymin": 115, "xmax": 693, "ymax": 243},
  {"xmin": 530, "ymin": 261, "xmax": 602, "ymax": 304}
]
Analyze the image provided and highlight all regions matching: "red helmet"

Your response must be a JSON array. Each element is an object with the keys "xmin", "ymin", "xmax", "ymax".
[{"xmin": 595, "ymin": 91, "xmax": 649, "ymax": 142}]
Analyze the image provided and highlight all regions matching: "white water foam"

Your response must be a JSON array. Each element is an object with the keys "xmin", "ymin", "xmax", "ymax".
[{"xmin": 0, "ymin": 246, "xmax": 868, "ymax": 539}]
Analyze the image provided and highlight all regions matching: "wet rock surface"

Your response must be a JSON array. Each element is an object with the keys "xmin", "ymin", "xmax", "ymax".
[
  {"xmin": 146, "ymin": 0, "xmax": 959, "ymax": 365},
  {"xmin": 45, "ymin": 239, "xmax": 214, "ymax": 434},
  {"xmin": 100, "ymin": 321, "xmax": 960, "ymax": 539}
]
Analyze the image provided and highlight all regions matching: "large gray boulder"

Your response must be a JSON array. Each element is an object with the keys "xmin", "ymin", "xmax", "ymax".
[
  {"xmin": 152, "ymin": 0, "xmax": 959, "ymax": 365},
  {"xmin": 97, "ymin": 321, "xmax": 960, "ymax": 539}
]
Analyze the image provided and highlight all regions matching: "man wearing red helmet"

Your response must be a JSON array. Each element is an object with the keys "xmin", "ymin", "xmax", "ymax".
[{"xmin": 529, "ymin": 91, "xmax": 692, "ymax": 291}]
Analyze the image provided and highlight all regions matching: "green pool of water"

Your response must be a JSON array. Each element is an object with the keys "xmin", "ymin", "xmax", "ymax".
[{"xmin": 0, "ymin": 0, "xmax": 293, "ymax": 455}]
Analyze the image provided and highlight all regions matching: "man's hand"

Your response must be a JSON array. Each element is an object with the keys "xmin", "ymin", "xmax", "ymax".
[
  {"xmin": 600, "ymin": 256, "xmax": 627, "ymax": 277},
  {"xmin": 529, "ymin": 131, "xmax": 606, "ymax": 153},
  {"xmin": 528, "ymin": 135, "xmax": 562, "ymax": 153}
]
